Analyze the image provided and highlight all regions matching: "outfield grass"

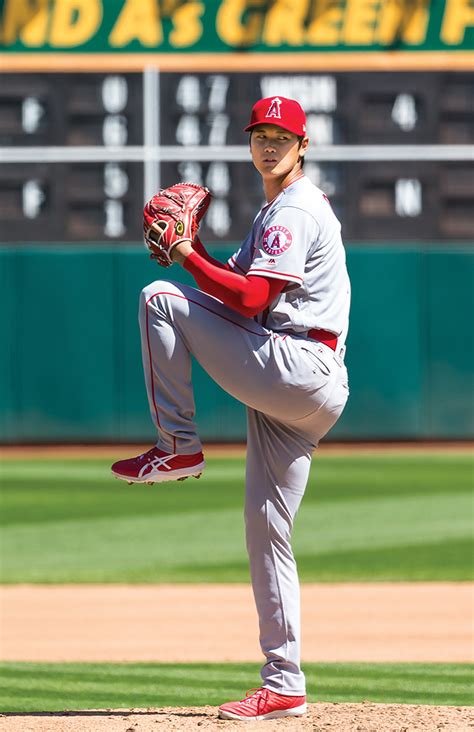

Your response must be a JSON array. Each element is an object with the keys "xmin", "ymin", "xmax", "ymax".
[
  {"xmin": 0, "ymin": 661, "xmax": 472, "ymax": 711},
  {"xmin": 0, "ymin": 454, "xmax": 472, "ymax": 583}
]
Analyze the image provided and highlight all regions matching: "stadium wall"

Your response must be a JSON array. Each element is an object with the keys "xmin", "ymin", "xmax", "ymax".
[{"xmin": 1, "ymin": 244, "xmax": 472, "ymax": 443}]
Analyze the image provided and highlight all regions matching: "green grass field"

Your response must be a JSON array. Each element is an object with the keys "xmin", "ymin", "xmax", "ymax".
[
  {"xmin": 1, "ymin": 662, "xmax": 472, "ymax": 711},
  {"xmin": 0, "ymin": 453, "xmax": 472, "ymax": 583},
  {"xmin": 1, "ymin": 451, "xmax": 473, "ymax": 712}
]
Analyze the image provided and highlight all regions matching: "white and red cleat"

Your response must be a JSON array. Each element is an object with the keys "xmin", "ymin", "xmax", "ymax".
[
  {"xmin": 218, "ymin": 688, "xmax": 307, "ymax": 721},
  {"xmin": 111, "ymin": 446, "xmax": 205, "ymax": 485}
]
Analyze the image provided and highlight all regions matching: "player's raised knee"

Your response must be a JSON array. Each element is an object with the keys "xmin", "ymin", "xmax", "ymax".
[
  {"xmin": 139, "ymin": 281, "xmax": 189, "ymax": 322},
  {"xmin": 140, "ymin": 280, "xmax": 181, "ymax": 304}
]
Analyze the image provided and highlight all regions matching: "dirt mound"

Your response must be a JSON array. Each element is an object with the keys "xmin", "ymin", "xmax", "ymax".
[{"xmin": 1, "ymin": 703, "xmax": 473, "ymax": 731}]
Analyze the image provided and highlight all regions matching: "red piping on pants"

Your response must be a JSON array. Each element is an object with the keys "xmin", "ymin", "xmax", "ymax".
[
  {"xmin": 145, "ymin": 295, "xmax": 163, "ymax": 436},
  {"xmin": 145, "ymin": 290, "xmax": 272, "ymax": 451}
]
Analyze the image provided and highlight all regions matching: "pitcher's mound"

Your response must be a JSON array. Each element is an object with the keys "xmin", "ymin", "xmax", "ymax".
[{"xmin": 1, "ymin": 702, "xmax": 473, "ymax": 731}]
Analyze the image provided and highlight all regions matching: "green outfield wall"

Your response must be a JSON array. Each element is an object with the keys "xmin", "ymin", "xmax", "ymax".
[{"xmin": 1, "ymin": 244, "xmax": 473, "ymax": 443}]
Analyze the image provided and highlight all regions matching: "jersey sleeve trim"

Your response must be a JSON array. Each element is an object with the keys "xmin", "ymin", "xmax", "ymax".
[
  {"xmin": 248, "ymin": 267, "xmax": 303, "ymax": 284},
  {"xmin": 227, "ymin": 255, "xmax": 247, "ymax": 275}
]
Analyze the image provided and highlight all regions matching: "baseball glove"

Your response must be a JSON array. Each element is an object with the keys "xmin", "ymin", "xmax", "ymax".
[{"xmin": 143, "ymin": 182, "xmax": 211, "ymax": 267}]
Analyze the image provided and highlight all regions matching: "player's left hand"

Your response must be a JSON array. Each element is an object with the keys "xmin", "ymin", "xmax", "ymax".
[{"xmin": 143, "ymin": 182, "xmax": 211, "ymax": 267}]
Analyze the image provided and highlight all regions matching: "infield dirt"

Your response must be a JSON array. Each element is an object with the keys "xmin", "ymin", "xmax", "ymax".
[
  {"xmin": 1, "ymin": 702, "xmax": 473, "ymax": 731},
  {"xmin": 2, "ymin": 583, "xmax": 472, "ymax": 663}
]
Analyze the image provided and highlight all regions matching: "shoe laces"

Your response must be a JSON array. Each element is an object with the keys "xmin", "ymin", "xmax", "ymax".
[
  {"xmin": 241, "ymin": 688, "xmax": 267, "ymax": 706},
  {"xmin": 137, "ymin": 447, "xmax": 158, "ymax": 463},
  {"xmin": 138, "ymin": 446, "xmax": 167, "ymax": 464}
]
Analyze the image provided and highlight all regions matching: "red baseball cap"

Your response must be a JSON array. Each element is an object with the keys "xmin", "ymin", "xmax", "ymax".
[{"xmin": 244, "ymin": 96, "xmax": 306, "ymax": 137}]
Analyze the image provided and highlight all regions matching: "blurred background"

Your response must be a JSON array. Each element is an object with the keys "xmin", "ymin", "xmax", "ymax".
[{"xmin": 0, "ymin": 0, "xmax": 473, "ymax": 445}]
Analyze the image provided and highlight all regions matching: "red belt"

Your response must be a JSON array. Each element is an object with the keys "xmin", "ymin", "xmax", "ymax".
[{"xmin": 308, "ymin": 328, "xmax": 338, "ymax": 351}]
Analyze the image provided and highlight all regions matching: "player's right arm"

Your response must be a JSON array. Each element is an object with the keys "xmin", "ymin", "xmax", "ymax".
[
  {"xmin": 183, "ymin": 249, "xmax": 287, "ymax": 318},
  {"xmin": 192, "ymin": 236, "xmax": 230, "ymax": 270}
]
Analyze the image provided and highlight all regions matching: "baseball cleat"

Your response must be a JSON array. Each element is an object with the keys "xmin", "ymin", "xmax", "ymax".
[
  {"xmin": 111, "ymin": 446, "xmax": 205, "ymax": 484},
  {"xmin": 218, "ymin": 688, "xmax": 307, "ymax": 721}
]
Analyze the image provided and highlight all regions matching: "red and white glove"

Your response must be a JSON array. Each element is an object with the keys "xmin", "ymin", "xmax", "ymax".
[{"xmin": 143, "ymin": 183, "xmax": 211, "ymax": 267}]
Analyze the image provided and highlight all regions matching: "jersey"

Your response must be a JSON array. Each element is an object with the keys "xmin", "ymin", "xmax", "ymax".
[{"xmin": 227, "ymin": 176, "xmax": 351, "ymax": 349}]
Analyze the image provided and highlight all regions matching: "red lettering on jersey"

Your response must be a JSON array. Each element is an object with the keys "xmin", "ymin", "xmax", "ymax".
[{"xmin": 262, "ymin": 225, "xmax": 292, "ymax": 256}]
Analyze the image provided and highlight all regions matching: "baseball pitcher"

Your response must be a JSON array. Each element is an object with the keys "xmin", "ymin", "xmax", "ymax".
[{"xmin": 112, "ymin": 96, "xmax": 351, "ymax": 721}]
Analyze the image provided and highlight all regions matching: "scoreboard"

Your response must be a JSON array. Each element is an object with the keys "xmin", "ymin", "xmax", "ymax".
[{"xmin": 1, "ymin": 70, "xmax": 473, "ymax": 244}]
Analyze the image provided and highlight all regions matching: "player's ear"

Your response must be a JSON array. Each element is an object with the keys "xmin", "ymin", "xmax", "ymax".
[
  {"xmin": 298, "ymin": 136, "xmax": 309, "ymax": 154},
  {"xmin": 298, "ymin": 136, "xmax": 309, "ymax": 166}
]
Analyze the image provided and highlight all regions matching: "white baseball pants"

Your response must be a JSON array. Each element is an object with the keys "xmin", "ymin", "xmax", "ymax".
[{"xmin": 139, "ymin": 280, "xmax": 349, "ymax": 695}]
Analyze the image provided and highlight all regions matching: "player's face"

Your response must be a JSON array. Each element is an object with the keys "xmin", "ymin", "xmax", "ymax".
[{"xmin": 250, "ymin": 125, "xmax": 308, "ymax": 179}]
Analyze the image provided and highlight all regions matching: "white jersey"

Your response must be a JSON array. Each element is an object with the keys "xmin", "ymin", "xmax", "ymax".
[{"xmin": 228, "ymin": 176, "xmax": 351, "ymax": 348}]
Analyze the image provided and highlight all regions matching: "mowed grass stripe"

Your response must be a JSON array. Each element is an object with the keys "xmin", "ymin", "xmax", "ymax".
[
  {"xmin": 0, "ymin": 455, "xmax": 472, "ymax": 582},
  {"xmin": 0, "ymin": 459, "xmax": 246, "ymax": 526},
  {"xmin": 0, "ymin": 459, "xmax": 244, "ymax": 480},
  {"xmin": 1, "ymin": 492, "xmax": 471, "ymax": 582},
  {"xmin": 1, "ymin": 456, "xmax": 472, "ymax": 525},
  {"xmin": 0, "ymin": 662, "xmax": 472, "ymax": 711},
  {"xmin": 0, "ymin": 454, "xmax": 474, "ymax": 524}
]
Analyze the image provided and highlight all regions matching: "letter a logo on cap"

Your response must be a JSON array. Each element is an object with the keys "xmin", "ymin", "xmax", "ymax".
[
  {"xmin": 266, "ymin": 97, "xmax": 282, "ymax": 120},
  {"xmin": 244, "ymin": 96, "xmax": 306, "ymax": 136}
]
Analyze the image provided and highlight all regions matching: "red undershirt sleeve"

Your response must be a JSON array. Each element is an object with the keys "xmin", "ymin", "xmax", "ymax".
[
  {"xmin": 183, "ymin": 249, "xmax": 287, "ymax": 318},
  {"xmin": 191, "ymin": 236, "xmax": 229, "ymax": 269}
]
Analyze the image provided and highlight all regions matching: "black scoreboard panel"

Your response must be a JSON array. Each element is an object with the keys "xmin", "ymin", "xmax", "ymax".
[
  {"xmin": 1, "ymin": 71, "xmax": 473, "ymax": 243},
  {"xmin": 159, "ymin": 71, "xmax": 474, "ymax": 146},
  {"xmin": 1, "ymin": 162, "xmax": 144, "ymax": 241},
  {"xmin": 0, "ymin": 73, "xmax": 143, "ymax": 146},
  {"xmin": 345, "ymin": 161, "xmax": 474, "ymax": 240},
  {"xmin": 0, "ymin": 72, "xmax": 144, "ymax": 241}
]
